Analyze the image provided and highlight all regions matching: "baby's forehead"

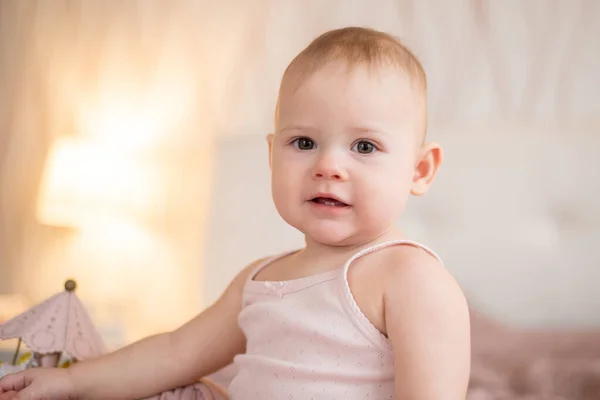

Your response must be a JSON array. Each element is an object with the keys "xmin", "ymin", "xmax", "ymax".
[
  {"xmin": 279, "ymin": 63, "xmax": 425, "ymax": 118},
  {"xmin": 276, "ymin": 62, "xmax": 427, "ymax": 138},
  {"xmin": 283, "ymin": 60, "xmax": 423, "ymax": 99}
]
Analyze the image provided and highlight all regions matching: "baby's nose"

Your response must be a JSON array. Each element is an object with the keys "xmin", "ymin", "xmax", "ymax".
[{"xmin": 312, "ymin": 154, "xmax": 348, "ymax": 181}]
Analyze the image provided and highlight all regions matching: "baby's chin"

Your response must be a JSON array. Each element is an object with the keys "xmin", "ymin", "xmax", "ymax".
[{"xmin": 297, "ymin": 221, "xmax": 378, "ymax": 247}]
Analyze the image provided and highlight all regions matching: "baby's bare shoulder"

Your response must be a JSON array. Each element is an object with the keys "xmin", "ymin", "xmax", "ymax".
[
  {"xmin": 379, "ymin": 245, "xmax": 471, "ymax": 397},
  {"xmin": 377, "ymin": 244, "xmax": 446, "ymax": 279},
  {"xmin": 348, "ymin": 244, "xmax": 463, "ymax": 335},
  {"xmin": 377, "ymin": 244, "xmax": 465, "ymax": 307}
]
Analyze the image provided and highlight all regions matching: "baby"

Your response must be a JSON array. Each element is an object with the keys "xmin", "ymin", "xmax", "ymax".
[{"xmin": 0, "ymin": 26, "xmax": 470, "ymax": 400}]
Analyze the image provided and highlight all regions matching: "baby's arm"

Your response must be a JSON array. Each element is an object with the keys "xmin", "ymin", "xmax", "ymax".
[
  {"xmin": 0, "ymin": 259, "xmax": 261, "ymax": 400},
  {"xmin": 384, "ymin": 251, "xmax": 471, "ymax": 399}
]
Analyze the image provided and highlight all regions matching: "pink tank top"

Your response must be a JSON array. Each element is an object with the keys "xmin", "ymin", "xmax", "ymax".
[{"xmin": 226, "ymin": 240, "xmax": 442, "ymax": 399}]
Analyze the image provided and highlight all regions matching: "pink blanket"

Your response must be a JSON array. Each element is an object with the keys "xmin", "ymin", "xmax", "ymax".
[{"xmin": 468, "ymin": 310, "xmax": 600, "ymax": 399}]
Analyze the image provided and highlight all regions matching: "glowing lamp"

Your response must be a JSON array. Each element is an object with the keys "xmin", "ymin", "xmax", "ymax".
[{"xmin": 37, "ymin": 137, "xmax": 163, "ymax": 228}]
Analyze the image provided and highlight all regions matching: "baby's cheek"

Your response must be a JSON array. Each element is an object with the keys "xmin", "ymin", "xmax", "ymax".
[
  {"xmin": 360, "ymin": 178, "xmax": 408, "ymax": 217},
  {"xmin": 272, "ymin": 173, "xmax": 303, "ymax": 212}
]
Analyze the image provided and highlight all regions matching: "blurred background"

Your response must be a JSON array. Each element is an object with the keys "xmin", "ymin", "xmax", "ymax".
[{"xmin": 0, "ymin": 0, "xmax": 599, "ymax": 355}]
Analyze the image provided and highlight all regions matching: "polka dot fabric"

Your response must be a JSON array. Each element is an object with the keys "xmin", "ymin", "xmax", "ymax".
[{"xmin": 227, "ymin": 240, "xmax": 442, "ymax": 399}]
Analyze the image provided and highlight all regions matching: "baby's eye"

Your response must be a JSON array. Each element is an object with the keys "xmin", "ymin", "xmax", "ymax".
[
  {"xmin": 292, "ymin": 137, "xmax": 316, "ymax": 150},
  {"xmin": 352, "ymin": 140, "xmax": 376, "ymax": 154}
]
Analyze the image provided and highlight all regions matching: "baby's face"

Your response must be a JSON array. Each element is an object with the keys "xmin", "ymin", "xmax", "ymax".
[{"xmin": 269, "ymin": 61, "xmax": 425, "ymax": 246}]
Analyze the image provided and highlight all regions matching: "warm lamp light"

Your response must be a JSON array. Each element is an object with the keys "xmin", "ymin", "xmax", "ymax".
[
  {"xmin": 35, "ymin": 136, "xmax": 180, "ymax": 346},
  {"xmin": 37, "ymin": 137, "xmax": 164, "ymax": 228}
]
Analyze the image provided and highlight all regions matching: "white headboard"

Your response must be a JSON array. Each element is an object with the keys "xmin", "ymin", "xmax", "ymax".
[{"xmin": 203, "ymin": 130, "xmax": 600, "ymax": 328}]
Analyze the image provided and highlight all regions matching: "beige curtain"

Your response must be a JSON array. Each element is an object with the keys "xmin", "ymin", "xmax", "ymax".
[
  {"xmin": 0, "ymin": 1, "xmax": 54, "ymax": 295},
  {"xmin": 0, "ymin": 0, "xmax": 266, "ymax": 343}
]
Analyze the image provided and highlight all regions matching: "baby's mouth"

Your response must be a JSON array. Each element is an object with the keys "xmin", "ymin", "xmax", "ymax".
[{"xmin": 311, "ymin": 197, "xmax": 349, "ymax": 207}]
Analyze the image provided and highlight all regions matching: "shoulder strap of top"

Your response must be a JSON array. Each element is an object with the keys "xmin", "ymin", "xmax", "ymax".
[
  {"xmin": 337, "ymin": 239, "xmax": 443, "ymax": 352},
  {"xmin": 342, "ymin": 239, "xmax": 443, "ymax": 275},
  {"xmin": 245, "ymin": 249, "xmax": 300, "ymax": 284}
]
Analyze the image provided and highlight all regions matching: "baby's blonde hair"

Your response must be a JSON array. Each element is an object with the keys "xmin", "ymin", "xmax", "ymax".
[{"xmin": 275, "ymin": 27, "xmax": 428, "ymax": 135}]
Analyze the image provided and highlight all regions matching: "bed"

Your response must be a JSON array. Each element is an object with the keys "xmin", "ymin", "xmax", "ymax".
[{"xmin": 468, "ymin": 310, "xmax": 600, "ymax": 399}]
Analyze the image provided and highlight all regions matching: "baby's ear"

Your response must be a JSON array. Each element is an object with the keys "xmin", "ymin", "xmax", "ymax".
[
  {"xmin": 411, "ymin": 142, "xmax": 443, "ymax": 196},
  {"xmin": 266, "ymin": 133, "xmax": 274, "ymax": 168}
]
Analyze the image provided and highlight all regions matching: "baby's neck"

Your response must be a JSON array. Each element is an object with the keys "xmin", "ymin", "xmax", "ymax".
[{"xmin": 300, "ymin": 228, "xmax": 404, "ymax": 262}]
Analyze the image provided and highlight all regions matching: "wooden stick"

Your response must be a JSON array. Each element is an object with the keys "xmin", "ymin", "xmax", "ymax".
[{"xmin": 12, "ymin": 338, "xmax": 22, "ymax": 365}]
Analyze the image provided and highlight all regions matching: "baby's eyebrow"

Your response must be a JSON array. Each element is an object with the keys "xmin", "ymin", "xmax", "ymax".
[
  {"xmin": 349, "ymin": 125, "xmax": 389, "ymax": 137},
  {"xmin": 278, "ymin": 125, "xmax": 320, "ymax": 134}
]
